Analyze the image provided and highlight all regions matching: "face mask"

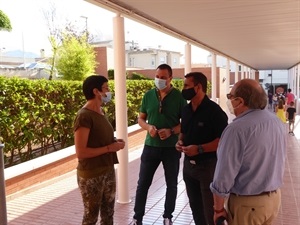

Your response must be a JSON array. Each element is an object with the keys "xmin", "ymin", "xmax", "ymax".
[
  {"xmin": 101, "ymin": 92, "xmax": 112, "ymax": 103},
  {"xmin": 182, "ymin": 87, "xmax": 196, "ymax": 100},
  {"xmin": 226, "ymin": 99, "xmax": 235, "ymax": 115},
  {"xmin": 155, "ymin": 78, "xmax": 167, "ymax": 90}
]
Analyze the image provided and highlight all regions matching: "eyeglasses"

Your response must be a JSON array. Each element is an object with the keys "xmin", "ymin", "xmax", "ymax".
[{"xmin": 226, "ymin": 93, "xmax": 234, "ymax": 99}]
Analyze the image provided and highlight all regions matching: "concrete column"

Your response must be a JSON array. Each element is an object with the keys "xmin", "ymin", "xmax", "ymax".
[
  {"xmin": 247, "ymin": 67, "xmax": 250, "ymax": 79},
  {"xmin": 184, "ymin": 43, "xmax": 191, "ymax": 75},
  {"xmin": 113, "ymin": 14, "xmax": 130, "ymax": 204},
  {"xmin": 241, "ymin": 65, "xmax": 244, "ymax": 79},
  {"xmin": 226, "ymin": 58, "xmax": 230, "ymax": 92},
  {"xmin": 235, "ymin": 63, "xmax": 239, "ymax": 83},
  {"xmin": 251, "ymin": 69, "xmax": 255, "ymax": 79},
  {"xmin": 293, "ymin": 67, "xmax": 297, "ymax": 96},
  {"xmin": 288, "ymin": 68, "xmax": 292, "ymax": 89},
  {"xmin": 297, "ymin": 65, "xmax": 300, "ymax": 113},
  {"xmin": 0, "ymin": 143, "xmax": 7, "ymax": 225},
  {"xmin": 211, "ymin": 52, "xmax": 217, "ymax": 102}
]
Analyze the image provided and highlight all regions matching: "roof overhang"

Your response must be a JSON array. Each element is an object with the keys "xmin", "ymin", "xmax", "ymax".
[{"xmin": 86, "ymin": 0, "xmax": 300, "ymax": 71}]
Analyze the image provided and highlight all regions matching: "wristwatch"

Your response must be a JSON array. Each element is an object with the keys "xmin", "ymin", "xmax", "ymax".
[{"xmin": 198, "ymin": 145, "xmax": 204, "ymax": 154}]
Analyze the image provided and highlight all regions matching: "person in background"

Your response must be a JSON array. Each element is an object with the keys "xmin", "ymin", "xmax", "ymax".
[
  {"xmin": 175, "ymin": 72, "xmax": 228, "ymax": 225},
  {"xmin": 276, "ymin": 99, "xmax": 286, "ymax": 123},
  {"xmin": 286, "ymin": 88, "xmax": 295, "ymax": 106},
  {"xmin": 130, "ymin": 64, "xmax": 187, "ymax": 225},
  {"xmin": 272, "ymin": 93, "xmax": 278, "ymax": 112},
  {"xmin": 210, "ymin": 79, "xmax": 286, "ymax": 225},
  {"xmin": 74, "ymin": 75, "xmax": 125, "ymax": 225},
  {"xmin": 286, "ymin": 101, "xmax": 296, "ymax": 135},
  {"xmin": 268, "ymin": 91, "xmax": 273, "ymax": 109}
]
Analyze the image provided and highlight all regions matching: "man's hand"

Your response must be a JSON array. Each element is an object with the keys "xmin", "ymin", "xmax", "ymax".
[
  {"xmin": 182, "ymin": 145, "xmax": 199, "ymax": 156},
  {"xmin": 148, "ymin": 125, "xmax": 157, "ymax": 137},
  {"xmin": 157, "ymin": 128, "xmax": 172, "ymax": 140},
  {"xmin": 175, "ymin": 140, "xmax": 184, "ymax": 152},
  {"xmin": 214, "ymin": 208, "xmax": 228, "ymax": 225}
]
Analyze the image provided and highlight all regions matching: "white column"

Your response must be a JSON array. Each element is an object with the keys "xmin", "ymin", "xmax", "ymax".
[
  {"xmin": 211, "ymin": 52, "xmax": 217, "ymax": 101},
  {"xmin": 288, "ymin": 68, "xmax": 293, "ymax": 89},
  {"xmin": 251, "ymin": 69, "xmax": 255, "ymax": 80},
  {"xmin": 235, "ymin": 63, "xmax": 239, "ymax": 83},
  {"xmin": 293, "ymin": 67, "xmax": 297, "ymax": 95},
  {"xmin": 297, "ymin": 65, "xmax": 300, "ymax": 104},
  {"xmin": 241, "ymin": 65, "xmax": 244, "ymax": 79},
  {"xmin": 226, "ymin": 58, "xmax": 230, "ymax": 92},
  {"xmin": 113, "ymin": 14, "xmax": 130, "ymax": 204},
  {"xmin": 184, "ymin": 43, "xmax": 192, "ymax": 75},
  {"xmin": 0, "ymin": 144, "xmax": 7, "ymax": 225}
]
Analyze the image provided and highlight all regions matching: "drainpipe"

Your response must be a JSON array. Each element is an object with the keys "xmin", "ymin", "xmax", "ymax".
[{"xmin": 0, "ymin": 142, "xmax": 7, "ymax": 225}]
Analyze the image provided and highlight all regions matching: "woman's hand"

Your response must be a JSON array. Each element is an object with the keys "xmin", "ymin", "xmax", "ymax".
[{"xmin": 108, "ymin": 139, "xmax": 125, "ymax": 152}]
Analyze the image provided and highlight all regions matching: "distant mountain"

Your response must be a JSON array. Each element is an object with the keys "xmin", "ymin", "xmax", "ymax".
[{"xmin": 4, "ymin": 50, "xmax": 39, "ymax": 58}]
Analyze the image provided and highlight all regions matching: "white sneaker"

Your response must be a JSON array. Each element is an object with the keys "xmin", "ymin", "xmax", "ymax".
[
  {"xmin": 129, "ymin": 219, "xmax": 143, "ymax": 225},
  {"xmin": 163, "ymin": 218, "xmax": 173, "ymax": 225}
]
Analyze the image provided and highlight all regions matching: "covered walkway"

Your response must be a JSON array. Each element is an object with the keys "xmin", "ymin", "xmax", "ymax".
[{"xmin": 5, "ymin": 115, "xmax": 300, "ymax": 225}]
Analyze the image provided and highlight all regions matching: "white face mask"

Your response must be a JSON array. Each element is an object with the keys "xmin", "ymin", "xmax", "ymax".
[
  {"xmin": 154, "ymin": 78, "xmax": 167, "ymax": 90},
  {"xmin": 226, "ymin": 99, "xmax": 235, "ymax": 115},
  {"xmin": 101, "ymin": 92, "xmax": 112, "ymax": 103}
]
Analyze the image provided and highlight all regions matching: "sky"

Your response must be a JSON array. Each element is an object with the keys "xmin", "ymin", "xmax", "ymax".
[{"xmin": 0, "ymin": 0, "xmax": 210, "ymax": 63}]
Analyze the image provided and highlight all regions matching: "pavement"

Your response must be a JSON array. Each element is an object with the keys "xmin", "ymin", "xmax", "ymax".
[{"xmin": 5, "ymin": 113, "xmax": 300, "ymax": 225}]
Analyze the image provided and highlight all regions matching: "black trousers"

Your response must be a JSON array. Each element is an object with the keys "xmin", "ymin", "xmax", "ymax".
[
  {"xmin": 133, "ymin": 145, "xmax": 181, "ymax": 221},
  {"xmin": 183, "ymin": 157, "xmax": 217, "ymax": 225}
]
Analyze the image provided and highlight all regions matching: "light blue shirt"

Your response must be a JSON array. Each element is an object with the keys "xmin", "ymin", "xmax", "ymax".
[{"xmin": 210, "ymin": 109, "xmax": 286, "ymax": 197}]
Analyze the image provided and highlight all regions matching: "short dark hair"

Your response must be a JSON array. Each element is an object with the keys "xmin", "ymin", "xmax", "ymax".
[
  {"xmin": 82, "ymin": 75, "xmax": 108, "ymax": 100},
  {"xmin": 184, "ymin": 72, "xmax": 207, "ymax": 93},
  {"xmin": 234, "ymin": 79, "xmax": 267, "ymax": 109},
  {"xmin": 288, "ymin": 88, "xmax": 292, "ymax": 92},
  {"xmin": 157, "ymin": 64, "xmax": 172, "ymax": 77}
]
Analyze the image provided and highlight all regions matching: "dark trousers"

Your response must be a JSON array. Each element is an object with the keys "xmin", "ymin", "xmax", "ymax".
[
  {"xmin": 133, "ymin": 145, "xmax": 181, "ymax": 221},
  {"xmin": 183, "ymin": 157, "xmax": 217, "ymax": 225}
]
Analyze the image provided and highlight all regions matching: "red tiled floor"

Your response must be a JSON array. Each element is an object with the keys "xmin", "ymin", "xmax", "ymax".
[{"xmin": 5, "ymin": 115, "xmax": 300, "ymax": 225}]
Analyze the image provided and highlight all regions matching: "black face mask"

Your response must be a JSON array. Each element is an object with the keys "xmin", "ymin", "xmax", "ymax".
[{"xmin": 182, "ymin": 87, "xmax": 196, "ymax": 100}]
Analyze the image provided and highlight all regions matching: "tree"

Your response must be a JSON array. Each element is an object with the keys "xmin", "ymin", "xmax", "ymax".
[
  {"xmin": 56, "ymin": 35, "xmax": 97, "ymax": 81},
  {"xmin": 42, "ymin": 1, "xmax": 96, "ymax": 80},
  {"xmin": 0, "ymin": 10, "xmax": 12, "ymax": 31}
]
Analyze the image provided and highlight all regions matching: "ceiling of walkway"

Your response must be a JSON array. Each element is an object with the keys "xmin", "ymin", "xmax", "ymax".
[{"xmin": 87, "ymin": 0, "xmax": 300, "ymax": 71}]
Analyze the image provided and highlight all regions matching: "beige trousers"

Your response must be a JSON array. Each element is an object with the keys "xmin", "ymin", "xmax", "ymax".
[{"xmin": 227, "ymin": 189, "xmax": 281, "ymax": 225}]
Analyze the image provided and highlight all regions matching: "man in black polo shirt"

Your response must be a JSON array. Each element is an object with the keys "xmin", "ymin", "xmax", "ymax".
[{"xmin": 175, "ymin": 72, "xmax": 228, "ymax": 225}]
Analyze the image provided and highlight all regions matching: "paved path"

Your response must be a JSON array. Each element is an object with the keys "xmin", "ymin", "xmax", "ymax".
[{"xmin": 6, "ymin": 115, "xmax": 300, "ymax": 225}]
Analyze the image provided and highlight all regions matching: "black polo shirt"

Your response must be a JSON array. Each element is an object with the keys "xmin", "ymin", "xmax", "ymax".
[{"xmin": 181, "ymin": 95, "xmax": 228, "ymax": 161}]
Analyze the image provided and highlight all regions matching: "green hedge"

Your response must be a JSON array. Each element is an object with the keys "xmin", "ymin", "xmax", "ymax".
[{"xmin": 0, "ymin": 77, "xmax": 184, "ymax": 167}]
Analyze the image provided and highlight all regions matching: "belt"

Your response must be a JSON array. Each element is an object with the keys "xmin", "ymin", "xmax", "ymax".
[
  {"xmin": 231, "ymin": 190, "xmax": 277, "ymax": 197},
  {"xmin": 189, "ymin": 160, "xmax": 197, "ymax": 165}
]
